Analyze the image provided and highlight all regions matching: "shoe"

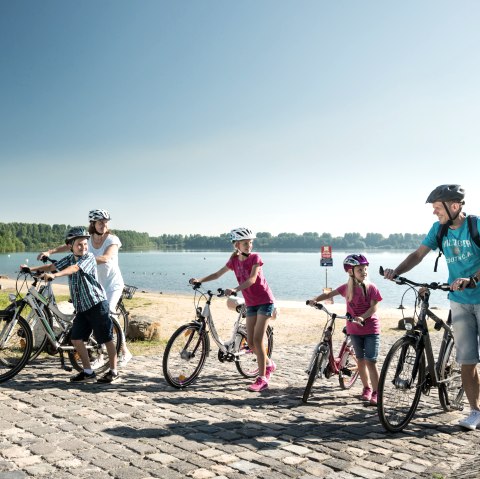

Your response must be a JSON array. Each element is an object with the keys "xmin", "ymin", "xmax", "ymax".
[
  {"xmin": 458, "ymin": 410, "xmax": 480, "ymax": 430},
  {"xmin": 90, "ymin": 357, "xmax": 105, "ymax": 370},
  {"xmin": 265, "ymin": 360, "xmax": 277, "ymax": 380},
  {"xmin": 70, "ymin": 370, "xmax": 96, "ymax": 382},
  {"xmin": 97, "ymin": 370, "xmax": 120, "ymax": 384},
  {"xmin": 248, "ymin": 376, "xmax": 269, "ymax": 392},
  {"xmin": 361, "ymin": 386, "xmax": 372, "ymax": 401},
  {"xmin": 370, "ymin": 391, "xmax": 378, "ymax": 406},
  {"xmin": 118, "ymin": 351, "xmax": 133, "ymax": 368}
]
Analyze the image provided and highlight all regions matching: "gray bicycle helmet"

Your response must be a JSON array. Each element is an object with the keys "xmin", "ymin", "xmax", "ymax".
[
  {"xmin": 426, "ymin": 184, "xmax": 465, "ymax": 203},
  {"xmin": 65, "ymin": 227, "xmax": 90, "ymax": 245},
  {"xmin": 229, "ymin": 227, "xmax": 256, "ymax": 243},
  {"xmin": 88, "ymin": 209, "xmax": 111, "ymax": 222}
]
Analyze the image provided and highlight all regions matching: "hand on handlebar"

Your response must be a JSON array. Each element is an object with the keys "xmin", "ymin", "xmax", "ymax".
[
  {"xmin": 451, "ymin": 277, "xmax": 476, "ymax": 291},
  {"xmin": 381, "ymin": 266, "xmax": 397, "ymax": 280},
  {"xmin": 224, "ymin": 288, "xmax": 237, "ymax": 297},
  {"xmin": 19, "ymin": 264, "xmax": 31, "ymax": 274},
  {"xmin": 41, "ymin": 273, "xmax": 56, "ymax": 282}
]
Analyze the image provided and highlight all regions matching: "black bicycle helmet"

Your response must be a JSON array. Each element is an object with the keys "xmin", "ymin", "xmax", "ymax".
[
  {"xmin": 65, "ymin": 227, "xmax": 90, "ymax": 245},
  {"xmin": 426, "ymin": 184, "xmax": 465, "ymax": 203}
]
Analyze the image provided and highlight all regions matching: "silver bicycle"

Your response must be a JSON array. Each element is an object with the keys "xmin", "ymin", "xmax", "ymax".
[{"xmin": 162, "ymin": 282, "xmax": 274, "ymax": 389}]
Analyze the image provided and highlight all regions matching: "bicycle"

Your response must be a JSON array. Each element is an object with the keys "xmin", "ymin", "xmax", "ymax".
[
  {"xmin": 162, "ymin": 282, "xmax": 274, "ymax": 389},
  {"xmin": 0, "ymin": 268, "xmax": 123, "ymax": 383},
  {"xmin": 377, "ymin": 266, "xmax": 465, "ymax": 432},
  {"xmin": 302, "ymin": 301, "xmax": 363, "ymax": 403}
]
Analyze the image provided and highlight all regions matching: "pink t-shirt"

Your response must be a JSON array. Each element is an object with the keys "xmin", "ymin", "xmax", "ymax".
[
  {"xmin": 226, "ymin": 253, "xmax": 275, "ymax": 307},
  {"xmin": 336, "ymin": 282, "xmax": 382, "ymax": 335}
]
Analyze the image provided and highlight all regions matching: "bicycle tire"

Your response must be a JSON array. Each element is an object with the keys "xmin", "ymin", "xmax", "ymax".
[
  {"xmin": 338, "ymin": 346, "xmax": 359, "ymax": 390},
  {"xmin": 115, "ymin": 301, "xmax": 130, "ymax": 337},
  {"xmin": 302, "ymin": 345, "xmax": 329, "ymax": 403},
  {"xmin": 438, "ymin": 338, "xmax": 465, "ymax": 412},
  {"xmin": 163, "ymin": 323, "xmax": 209, "ymax": 389},
  {"xmin": 67, "ymin": 315, "xmax": 123, "ymax": 374},
  {"xmin": 377, "ymin": 337, "xmax": 425, "ymax": 433},
  {"xmin": 0, "ymin": 315, "xmax": 33, "ymax": 383},
  {"xmin": 235, "ymin": 325, "xmax": 274, "ymax": 378},
  {"xmin": 27, "ymin": 309, "xmax": 55, "ymax": 362}
]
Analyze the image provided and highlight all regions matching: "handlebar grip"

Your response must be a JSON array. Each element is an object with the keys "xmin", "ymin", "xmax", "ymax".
[{"xmin": 379, "ymin": 266, "xmax": 384, "ymax": 276}]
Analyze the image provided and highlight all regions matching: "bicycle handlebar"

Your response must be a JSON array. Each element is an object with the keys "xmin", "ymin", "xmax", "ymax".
[
  {"xmin": 189, "ymin": 282, "xmax": 237, "ymax": 298},
  {"xmin": 306, "ymin": 300, "xmax": 364, "ymax": 326},
  {"xmin": 379, "ymin": 266, "xmax": 451, "ymax": 291}
]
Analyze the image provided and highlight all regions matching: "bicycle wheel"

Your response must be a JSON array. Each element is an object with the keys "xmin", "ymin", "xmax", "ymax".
[
  {"xmin": 115, "ymin": 302, "xmax": 129, "ymax": 337},
  {"xmin": 0, "ymin": 316, "xmax": 33, "ymax": 383},
  {"xmin": 338, "ymin": 345, "xmax": 359, "ymax": 390},
  {"xmin": 67, "ymin": 315, "xmax": 123, "ymax": 374},
  {"xmin": 163, "ymin": 323, "xmax": 209, "ymax": 388},
  {"xmin": 438, "ymin": 338, "xmax": 465, "ymax": 412},
  {"xmin": 302, "ymin": 344, "xmax": 329, "ymax": 403},
  {"xmin": 235, "ymin": 325, "xmax": 274, "ymax": 378},
  {"xmin": 377, "ymin": 337, "xmax": 425, "ymax": 433},
  {"xmin": 27, "ymin": 310, "xmax": 52, "ymax": 362}
]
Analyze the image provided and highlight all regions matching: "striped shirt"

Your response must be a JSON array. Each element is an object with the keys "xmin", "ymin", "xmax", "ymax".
[{"xmin": 55, "ymin": 253, "xmax": 107, "ymax": 312}]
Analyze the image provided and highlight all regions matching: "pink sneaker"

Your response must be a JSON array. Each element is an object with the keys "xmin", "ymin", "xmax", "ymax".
[
  {"xmin": 248, "ymin": 376, "xmax": 269, "ymax": 392},
  {"xmin": 265, "ymin": 360, "xmax": 277, "ymax": 380},
  {"xmin": 361, "ymin": 387, "xmax": 372, "ymax": 401},
  {"xmin": 370, "ymin": 391, "xmax": 378, "ymax": 406}
]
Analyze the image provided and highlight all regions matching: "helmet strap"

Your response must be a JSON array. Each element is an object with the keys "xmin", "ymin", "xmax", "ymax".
[
  {"xmin": 241, "ymin": 252, "xmax": 250, "ymax": 257},
  {"xmin": 94, "ymin": 229, "xmax": 103, "ymax": 236}
]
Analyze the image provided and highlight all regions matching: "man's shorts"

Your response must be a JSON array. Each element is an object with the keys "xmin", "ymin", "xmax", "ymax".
[{"xmin": 450, "ymin": 300, "xmax": 480, "ymax": 364}]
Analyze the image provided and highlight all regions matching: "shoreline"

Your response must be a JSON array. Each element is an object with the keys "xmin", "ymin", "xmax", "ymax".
[{"xmin": 0, "ymin": 277, "xmax": 450, "ymax": 344}]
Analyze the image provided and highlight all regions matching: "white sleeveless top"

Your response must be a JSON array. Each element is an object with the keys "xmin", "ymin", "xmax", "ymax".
[{"xmin": 88, "ymin": 234, "xmax": 124, "ymax": 294}]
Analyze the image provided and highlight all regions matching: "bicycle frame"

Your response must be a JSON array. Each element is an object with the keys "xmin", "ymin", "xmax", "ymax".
[
  {"xmin": 400, "ymin": 288, "xmax": 456, "ymax": 391},
  {"xmin": 195, "ymin": 290, "xmax": 247, "ymax": 359}
]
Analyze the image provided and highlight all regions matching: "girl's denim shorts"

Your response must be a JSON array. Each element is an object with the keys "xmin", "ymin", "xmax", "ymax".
[
  {"xmin": 246, "ymin": 303, "xmax": 275, "ymax": 318},
  {"xmin": 350, "ymin": 333, "xmax": 380, "ymax": 362}
]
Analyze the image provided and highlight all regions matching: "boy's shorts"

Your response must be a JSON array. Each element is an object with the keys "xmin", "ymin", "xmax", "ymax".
[{"xmin": 71, "ymin": 300, "xmax": 114, "ymax": 344}]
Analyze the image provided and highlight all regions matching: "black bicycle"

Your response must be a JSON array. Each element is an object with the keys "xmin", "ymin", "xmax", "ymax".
[{"xmin": 377, "ymin": 267, "xmax": 465, "ymax": 432}]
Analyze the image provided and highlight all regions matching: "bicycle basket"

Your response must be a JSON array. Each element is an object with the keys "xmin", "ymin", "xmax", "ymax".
[{"xmin": 123, "ymin": 284, "xmax": 138, "ymax": 300}]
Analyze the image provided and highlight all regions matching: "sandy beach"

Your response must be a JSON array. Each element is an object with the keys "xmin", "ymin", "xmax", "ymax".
[{"xmin": 0, "ymin": 276, "xmax": 450, "ymax": 346}]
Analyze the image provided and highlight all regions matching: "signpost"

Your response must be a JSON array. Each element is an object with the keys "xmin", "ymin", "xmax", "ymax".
[{"xmin": 320, "ymin": 246, "xmax": 333, "ymax": 303}]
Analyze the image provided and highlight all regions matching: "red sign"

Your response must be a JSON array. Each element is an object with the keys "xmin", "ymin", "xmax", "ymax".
[{"xmin": 321, "ymin": 246, "xmax": 332, "ymax": 259}]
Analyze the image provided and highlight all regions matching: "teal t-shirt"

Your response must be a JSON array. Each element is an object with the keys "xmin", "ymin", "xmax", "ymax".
[{"xmin": 422, "ymin": 217, "xmax": 480, "ymax": 304}]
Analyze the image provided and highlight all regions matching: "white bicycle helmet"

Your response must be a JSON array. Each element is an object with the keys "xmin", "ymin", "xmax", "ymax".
[
  {"xmin": 88, "ymin": 209, "xmax": 111, "ymax": 222},
  {"xmin": 229, "ymin": 227, "xmax": 256, "ymax": 243}
]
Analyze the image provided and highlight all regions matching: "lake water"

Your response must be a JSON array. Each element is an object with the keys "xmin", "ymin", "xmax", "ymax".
[{"xmin": 0, "ymin": 250, "xmax": 452, "ymax": 309}]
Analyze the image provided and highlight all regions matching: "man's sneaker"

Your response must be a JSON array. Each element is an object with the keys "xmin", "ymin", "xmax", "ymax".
[
  {"xmin": 248, "ymin": 376, "xmax": 269, "ymax": 392},
  {"xmin": 370, "ymin": 391, "xmax": 378, "ymax": 406},
  {"xmin": 361, "ymin": 386, "xmax": 372, "ymax": 401},
  {"xmin": 97, "ymin": 370, "xmax": 120, "ymax": 384},
  {"xmin": 458, "ymin": 410, "xmax": 480, "ymax": 430},
  {"xmin": 265, "ymin": 360, "xmax": 277, "ymax": 380},
  {"xmin": 70, "ymin": 370, "xmax": 96, "ymax": 382},
  {"xmin": 118, "ymin": 351, "xmax": 133, "ymax": 368}
]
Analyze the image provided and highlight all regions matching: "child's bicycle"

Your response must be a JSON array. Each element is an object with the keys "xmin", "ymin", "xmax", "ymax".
[
  {"xmin": 302, "ymin": 301, "xmax": 364, "ymax": 403},
  {"xmin": 162, "ymin": 282, "xmax": 274, "ymax": 389}
]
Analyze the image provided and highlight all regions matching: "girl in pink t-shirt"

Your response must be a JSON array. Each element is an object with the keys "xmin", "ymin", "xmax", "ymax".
[
  {"xmin": 308, "ymin": 254, "xmax": 382, "ymax": 405},
  {"xmin": 190, "ymin": 227, "xmax": 276, "ymax": 392}
]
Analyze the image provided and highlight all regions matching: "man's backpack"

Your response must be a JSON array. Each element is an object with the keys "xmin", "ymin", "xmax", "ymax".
[{"xmin": 434, "ymin": 214, "xmax": 480, "ymax": 271}]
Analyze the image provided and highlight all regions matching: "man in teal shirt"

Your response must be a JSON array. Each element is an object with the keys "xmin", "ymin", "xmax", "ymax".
[{"xmin": 384, "ymin": 184, "xmax": 480, "ymax": 430}]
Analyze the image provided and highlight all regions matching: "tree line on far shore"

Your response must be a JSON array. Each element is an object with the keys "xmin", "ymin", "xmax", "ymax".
[{"xmin": 0, "ymin": 222, "xmax": 425, "ymax": 253}]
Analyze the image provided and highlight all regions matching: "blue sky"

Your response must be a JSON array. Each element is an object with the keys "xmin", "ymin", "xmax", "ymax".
[{"xmin": 1, "ymin": 1, "xmax": 480, "ymax": 237}]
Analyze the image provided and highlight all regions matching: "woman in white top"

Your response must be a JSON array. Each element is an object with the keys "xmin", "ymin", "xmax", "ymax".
[
  {"xmin": 38, "ymin": 209, "xmax": 133, "ymax": 367},
  {"xmin": 87, "ymin": 209, "xmax": 132, "ymax": 367}
]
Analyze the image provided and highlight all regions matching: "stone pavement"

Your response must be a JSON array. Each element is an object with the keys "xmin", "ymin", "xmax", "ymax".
[{"xmin": 1, "ymin": 339, "xmax": 479, "ymax": 479}]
